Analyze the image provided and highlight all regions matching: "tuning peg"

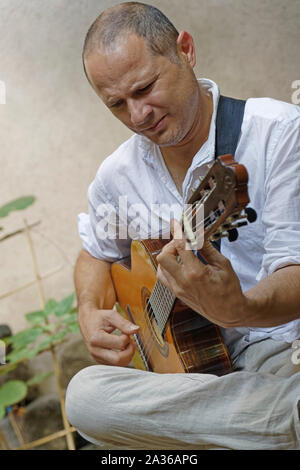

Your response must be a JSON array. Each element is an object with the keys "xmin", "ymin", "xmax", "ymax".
[
  {"xmin": 227, "ymin": 228, "xmax": 238, "ymax": 242},
  {"xmin": 245, "ymin": 207, "xmax": 257, "ymax": 223},
  {"xmin": 212, "ymin": 227, "xmax": 238, "ymax": 242},
  {"xmin": 234, "ymin": 221, "xmax": 248, "ymax": 228}
]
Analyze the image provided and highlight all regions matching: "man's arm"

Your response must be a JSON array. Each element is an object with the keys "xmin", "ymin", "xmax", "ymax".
[
  {"xmin": 74, "ymin": 249, "xmax": 116, "ymax": 311},
  {"xmin": 242, "ymin": 264, "xmax": 300, "ymax": 327},
  {"xmin": 156, "ymin": 220, "xmax": 300, "ymax": 329},
  {"xmin": 74, "ymin": 249, "xmax": 139, "ymax": 365}
]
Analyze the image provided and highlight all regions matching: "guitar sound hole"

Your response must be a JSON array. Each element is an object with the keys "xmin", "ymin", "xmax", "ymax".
[{"xmin": 148, "ymin": 311, "xmax": 165, "ymax": 347}]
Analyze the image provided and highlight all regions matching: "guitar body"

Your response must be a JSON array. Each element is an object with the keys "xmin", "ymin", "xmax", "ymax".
[{"xmin": 111, "ymin": 238, "xmax": 232, "ymax": 375}]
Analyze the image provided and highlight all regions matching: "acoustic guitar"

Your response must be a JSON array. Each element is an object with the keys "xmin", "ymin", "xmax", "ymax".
[{"xmin": 111, "ymin": 154, "xmax": 256, "ymax": 376}]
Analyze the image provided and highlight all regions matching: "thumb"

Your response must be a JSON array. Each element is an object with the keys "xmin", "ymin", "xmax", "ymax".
[
  {"xmin": 199, "ymin": 240, "xmax": 225, "ymax": 266},
  {"xmin": 110, "ymin": 310, "xmax": 140, "ymax": 335}
]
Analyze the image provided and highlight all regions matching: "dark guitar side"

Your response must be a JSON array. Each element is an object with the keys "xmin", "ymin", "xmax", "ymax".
[{"xmin": 111, "ymin": 238, "xmax": 232, "ymax": 376}]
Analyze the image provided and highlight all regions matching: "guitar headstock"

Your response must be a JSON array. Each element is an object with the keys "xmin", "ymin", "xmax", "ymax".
[{"xmin": 182, "ymin": 154, "xmax": 256, "ymax": 251}]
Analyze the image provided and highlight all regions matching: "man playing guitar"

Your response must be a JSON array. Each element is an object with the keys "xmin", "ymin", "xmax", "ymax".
[{"xmin": 66, "ymin": 2, "xmax": 300, "ymax": 450}]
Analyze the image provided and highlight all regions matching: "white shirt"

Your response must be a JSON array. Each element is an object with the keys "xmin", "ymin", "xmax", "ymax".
[{"xmin": 78, "ymin": 79, "xmax": 300, "ymax": 352}]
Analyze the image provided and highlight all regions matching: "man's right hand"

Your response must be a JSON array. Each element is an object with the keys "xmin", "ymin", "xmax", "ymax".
[{"xmin": 78, "ymin": 305, "xmax": 140, "ymax": 367}]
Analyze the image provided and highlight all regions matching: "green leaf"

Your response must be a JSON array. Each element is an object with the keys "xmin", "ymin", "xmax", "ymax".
[
  {"xmin": 67, "ymin": 323, "xmax": 80, "ymax": 334},
  {"xmin": 60, "ymin": 312, "xmax": 78, "ymax": 325},
  {"xmin": 25, "ymin": 347, "xmax": 41, "ymax": 360},
  {"xmin": 25, "ymin": 310, "xmax": 46, "ymax": 325},
  {"xmin": 6, "ymin": 346, "xmax": 36, "ymax": 364},
  {"xmin": 0, "ymin": 196, "xmax": 35, "ymax": 218},
  {"xmin": 6, "ymin": 327, "xmax": 44, "ymax": 349},
  {"xmin": 51, "ymin": 330, "xmax": 69, "ymax": 342},
  {"xmin": 0, "ymin": 380, "xmax": 28, "ymax": 407},
  {"xmin": 44, "ymin": 298, "xmax": 58, "ymax": 317},
  {"xmin": 40, "ymin": 323, "xmax": 56, "ymax": 333},
  {"xmin": 35, "ymin": 337, "xmax": 54, "ymax": 351},
  {"xmin": 35, "ymin": 329, "xmax": 68, "ymax": 352},
  {"xmin": 26, "ymin": 372, "xmax": 53, "ymax": 387},
  {"xmin": 0, "ymin": 363, "xmax": 18, "ymax": 375},
  {"xmin": 0, "ymin": 405, "xmax": 5, "ymax": 420},
  {"xmin": 53, "ymin": 293, "xmax": 75, "ymax": 317}
]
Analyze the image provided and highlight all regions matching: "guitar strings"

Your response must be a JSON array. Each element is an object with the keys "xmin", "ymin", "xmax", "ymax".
[
  {"xmin": 141, "ymin": 201, "xmax": 232, "ymax": 360},
  {"xmin": 139, "ymin": 276, "xmax": 221, "ymax": 365},
  {"xmin": 138, "ymin": 285, "xmax": 197, "ymax": 364},
  {"xmin": 140, "ymin": 204, "xmax": 224, "ymax": 242},
  {"xmin": 130, "ymin": 203, "xmax": 229, "ymax": 362},
  {"xmin": 132, "ymin": 205, "xmax": 205, "ymax": 361}
]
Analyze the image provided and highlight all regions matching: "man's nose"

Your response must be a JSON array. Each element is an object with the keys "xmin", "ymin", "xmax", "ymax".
[{"xmin": 128, "ymin": 98, "xmax": 153, "ymax": 128}]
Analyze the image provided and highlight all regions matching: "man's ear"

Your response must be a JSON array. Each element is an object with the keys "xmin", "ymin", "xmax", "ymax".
[{"xmin": 176, "ymin": 31, "xmax": 196, "ymax": 68}]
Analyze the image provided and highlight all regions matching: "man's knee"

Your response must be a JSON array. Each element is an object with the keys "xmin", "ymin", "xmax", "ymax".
[{"xmin": 65, "ymin": 364, "xmax": 114, "ymax": 431}]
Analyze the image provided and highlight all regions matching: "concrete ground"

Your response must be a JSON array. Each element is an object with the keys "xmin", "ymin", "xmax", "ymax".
[{"xmin": 0, "ymin": 0, "xmax": 299, "ymax": 335}]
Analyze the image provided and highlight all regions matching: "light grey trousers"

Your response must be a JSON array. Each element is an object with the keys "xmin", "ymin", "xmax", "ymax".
[{"xmin": 65, "ymin": 338, "xmax": 300, "ymax": 450}]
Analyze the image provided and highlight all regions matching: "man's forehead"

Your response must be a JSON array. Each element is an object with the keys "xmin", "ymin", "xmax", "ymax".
[
  {"xmin": 85, "ymin": 35, "xmax": 160, "ymax": 93},
  {"xmin": 86, "ymin": 35, "xmax": 151, "ymax": 78}
]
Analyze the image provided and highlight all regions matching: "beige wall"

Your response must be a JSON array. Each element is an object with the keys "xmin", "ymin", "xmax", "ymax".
[{"xmin": 0, "ymin": 0, "xmax": 299, "ymax": 332}]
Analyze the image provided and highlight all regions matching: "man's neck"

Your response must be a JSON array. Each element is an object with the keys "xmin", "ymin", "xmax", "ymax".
[{"xmin": 160, "ymin": 86, "xmax": 213, "ymax": 195}]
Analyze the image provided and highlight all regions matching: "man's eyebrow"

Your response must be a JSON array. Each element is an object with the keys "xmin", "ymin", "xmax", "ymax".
[
  {"xmin": 132, "ymin": 75, "xmax": 158, "ymax": 92},
  {"xmin": 105, "ymin": 76, "xmax": 159, "ymax": 107},
  {"xmin": 107, "ymin": 98, "xmax": 123, "ymax": 108},
  {"xmin": 105, "ymin": 91, "xmax": 125, "ymax": 106}
]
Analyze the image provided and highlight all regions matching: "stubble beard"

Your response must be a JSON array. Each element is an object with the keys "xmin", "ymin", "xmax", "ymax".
[
  {"xmin": 158, "ymin": 86, "xmax": 200, "ymax": 149},
  {"xmin": 156, "ymin": 110, "xmax": 196, "ymax": 149},
  {"xmin": 157, "ymin": 126, "xmax": 187, "ymax": 148}
]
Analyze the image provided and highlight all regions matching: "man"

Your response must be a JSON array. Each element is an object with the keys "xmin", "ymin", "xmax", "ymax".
[{"xmin": 65, "ymin": 2, "xmax": 300, "ymax": 449}]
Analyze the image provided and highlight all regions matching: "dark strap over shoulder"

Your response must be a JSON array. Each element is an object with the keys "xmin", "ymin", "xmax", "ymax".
[
  {"xmin": 215, "ymin": 95, "xmax": 246, "ymax": 158},
  {"xmin": 210, "ymin": 95, "xmax": 246, "ymax": 254}
]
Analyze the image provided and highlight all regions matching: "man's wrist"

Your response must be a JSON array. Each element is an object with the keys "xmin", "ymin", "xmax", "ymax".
[{"xmin": 77, "ymin": 295, "xmax": 99, "ymax": 316}]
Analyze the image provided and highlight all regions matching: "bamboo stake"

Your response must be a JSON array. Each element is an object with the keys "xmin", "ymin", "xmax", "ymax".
[
  {"xmin": 33, "ymin": 226, "xmax": 74, "ymax": 267},
  {"xmin": 0, "ymin": 265, "xmax": 64, "ymax": 300},
  {"xmin": 15, "ymin": 426, "xmax": 76, "ymax": 450},
  {"xmin": 8, "ymin": 408, "xmax": 26, "ymax": 447},
  {"xmin": 0, "ymin": 220, "xmax": 41, "ymax": 242},
  {"xmin": 0, "ymin": 427, "xmax": 10, "ymax": 450},
  {"xmin": 23, "ymin": 218, "xmax": 76, "ymax": 450}
]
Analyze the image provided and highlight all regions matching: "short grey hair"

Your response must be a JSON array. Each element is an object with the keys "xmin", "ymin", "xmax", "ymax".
[{"xmin": 83, "ymin": 2, "xmax": 180, "ymax": 65}]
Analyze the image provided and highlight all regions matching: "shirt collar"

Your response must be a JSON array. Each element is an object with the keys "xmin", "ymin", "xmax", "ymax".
[{"xmin": 181, "ymin": 79, "xmax": 219, "ymax": 200}]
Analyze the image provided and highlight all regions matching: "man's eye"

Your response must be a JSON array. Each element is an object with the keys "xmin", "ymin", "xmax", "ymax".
[
  {"xmin": 110, "ymin": 100, "xmax": 123, "ymax": 108},
  {"xmin": 138, "ymin": 82, "xmax": 154, "ymax": 93}
]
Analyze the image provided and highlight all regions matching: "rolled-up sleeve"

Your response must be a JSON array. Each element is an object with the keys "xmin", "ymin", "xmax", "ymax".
[
  {"xmin": 256, "ymin": 116, "xmax": 300, "ymax": 281},
  {"xmin": 77, "ymin": 174, "xmax": 131, "ymax": 262}
]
